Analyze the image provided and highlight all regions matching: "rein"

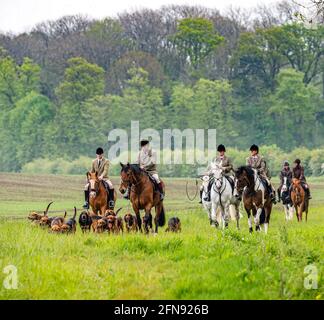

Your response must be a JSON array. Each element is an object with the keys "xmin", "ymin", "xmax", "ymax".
[{"xmin": 186, "ymin": 179, "xmax": 198, "ymax": 201}]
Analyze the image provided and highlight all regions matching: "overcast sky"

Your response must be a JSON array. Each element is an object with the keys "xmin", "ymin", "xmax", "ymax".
[{"xmin": 0, "ymin": 0, "xmax": 284, "ymax": 34}]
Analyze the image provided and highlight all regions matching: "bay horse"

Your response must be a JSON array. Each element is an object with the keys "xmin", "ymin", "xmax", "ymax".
[
  {"xmin": 119, "ymin": 163, "xmax": 166, "ymax": 233},
  {"xmin": 291, "ymin": 178, "xmax": 309, "ymax": 222},
  {"xmin": 234, "ymin": 166, "xmax": 272, "ymax": 233},
  {"xmin": 87, "ymin": 171, "xmax": 117, "ymax": 216}
]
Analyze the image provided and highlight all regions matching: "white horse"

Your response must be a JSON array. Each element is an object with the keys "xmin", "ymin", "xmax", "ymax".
[
  {"xmin": 210, "ymin": 165, "xmax": 241, "ymax": 230},
  {"xmin": 280, "ymin": 176, "xmax": 294, "ymax": 221}
]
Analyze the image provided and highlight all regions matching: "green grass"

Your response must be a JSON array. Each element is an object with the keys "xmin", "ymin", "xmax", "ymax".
[{"xmin": 0, "ymin": 173, "xmax": 323, "ymax": 299}]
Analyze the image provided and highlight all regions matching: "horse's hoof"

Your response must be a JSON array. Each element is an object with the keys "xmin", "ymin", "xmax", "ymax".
[
  {"xmin": 249, "ymin": 227, "xmax": 253, "ymax": 233},
  {"xmin": 225, "ymin": 222, "xmax": 229, "ymax": 229},
  {"xmin": 255, "ymin": 225, "xmax": 260, "ymax": 231}
]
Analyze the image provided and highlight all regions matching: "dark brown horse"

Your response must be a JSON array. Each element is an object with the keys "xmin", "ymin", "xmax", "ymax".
[
  {"xmin": 291, "ymin": 178, "xmax": 309, "ymax": 222},
  {"xmin": 119, "ymin": 163, "xmax": 166, "ymax": 233},
  {"xmin": 234, "ymin": 166, "xmax": 272, "ymax": 234},
  {"xmin": 87, "ymin": 171, "xmax": 117, "ymax": 216}
]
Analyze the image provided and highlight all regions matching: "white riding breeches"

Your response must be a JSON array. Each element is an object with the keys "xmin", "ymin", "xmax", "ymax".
[{"xmin": 151, "ymin": 173, "xmax": 161, "ymax": 184}]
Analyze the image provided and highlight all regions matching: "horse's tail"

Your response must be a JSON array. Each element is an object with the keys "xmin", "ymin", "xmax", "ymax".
[
  {"xmin": 260, "ymin": 208, "xmax": 265, "ymax": 224},
  {"xmin": 158, "ymin": 204, "xmax": 166, "ymax": 227}
]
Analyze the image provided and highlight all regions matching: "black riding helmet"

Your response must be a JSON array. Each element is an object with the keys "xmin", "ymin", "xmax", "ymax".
[
  {"xmin": 294, "ymin": 159, "xmax": 301, "ymax": 165},
  {"xmin": 283, "ymin": 161, "xmax": 289, "ymax": 166},
  {"xmin": 140, "ymin": 139, "xmax": 150, "ymax": 147},
  {"xmin": 96, "ymin": 147, "xmax": 104, "ymax": 155},
  {"xmin": 217, "ymin": 144, "xmax": 226, "ymax": 152},
  {"xmin": 250, "ymin": 144, "xmax": 259, "ymax": 152}
]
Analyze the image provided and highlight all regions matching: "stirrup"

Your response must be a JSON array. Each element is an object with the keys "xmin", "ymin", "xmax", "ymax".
[
  {"xmin": 108, "ymin": 200, "xmax": 115, "ymax": 209},
  {"xmin": 83, "ymin": 202, "xmax": 89, "ymax": 209}
]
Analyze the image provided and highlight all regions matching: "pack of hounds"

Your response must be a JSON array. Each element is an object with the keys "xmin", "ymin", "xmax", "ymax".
[{"xmin": 28, "ymin": 201, "xmax": 181, "ymax": 234}]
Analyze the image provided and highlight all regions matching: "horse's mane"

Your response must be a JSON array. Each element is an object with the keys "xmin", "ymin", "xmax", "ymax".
[
  {"xmin": 235, "ymin": 165, "xmax": 255, "ymax": 179},
  {"xmin": 121, "ymin": 163, "xmax": 143, "ymax": 175}
]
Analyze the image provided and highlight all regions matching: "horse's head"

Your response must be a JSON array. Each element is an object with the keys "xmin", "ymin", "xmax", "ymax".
[
  {"xmin": 87, "ymin": 171, "xmax": 100, "ymax": 198},
  {"xmin": 211, "ymin": 165, "xmax": 223, "ymax": 189},
  {"xmin": 119, "ymin": 163, "xmax": 142, "ymax": 194},
  {"xmin": 282, "ymin": 176, "xmax": 288, "ymax": 192},
  {"xmin": 235, "ymin": 166, "xmax": 255, "ymax": 196}
]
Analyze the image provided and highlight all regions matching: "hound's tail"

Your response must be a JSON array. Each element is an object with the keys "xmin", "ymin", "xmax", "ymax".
[
  {"xmin": 44, "ymin": 201, "xmax": 54, "ymax": 216},
  {"xmin": 72, "ymin": 207, "xmax": 77, "ymax": 220}
]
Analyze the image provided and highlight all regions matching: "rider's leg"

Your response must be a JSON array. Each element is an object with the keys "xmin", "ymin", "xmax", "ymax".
[
  {"xmin": 204, "ymin": 179, "xmax": 212, "ymax": 201},
  {"xmin": 152, "ymin": 174, "xmax": 164, "ymax": 200},
  {"xmin": 303, "ymin": 182, "xmax": 312, "ymax": 199},
  {"xmin": 264, "ymin": 176, "xmax": 276, "ymax": 203},
  {"xmin": 199, "ymin": 185, "xmax": 203, "ymax": 204},
  {"xmin": 105, "ymin": 180, "xmax": 115, "ymax": 208},
  {"xmin": 83, "ymin": 183, "xmax": 89, "ymax": 209}
]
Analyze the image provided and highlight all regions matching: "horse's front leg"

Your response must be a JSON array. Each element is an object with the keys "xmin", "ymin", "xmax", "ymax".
[
  {"xmin": 211, "ymin": 197, "xmax": 219, "ymax": 228},
  {"xmin": 254, "ymin": 206, "xmax": 263, "ymax": 231},
  {"xmin": 234, "ymin": 204, "xmax": 240, "ymax": 230},
  {"xmin": 132, "ymin": 202, "xmax": 142, "ymax": 232},
  {"xmin": 246, "ymin": 207, "xmax": 253, "ymax": 233},
  {"xmin": 143, "ymin": 206, "xmax": 153, "ymax": 234},
  {"xmin": 221, "ymin": 203, "xmax": 230, "ymax": 229}
]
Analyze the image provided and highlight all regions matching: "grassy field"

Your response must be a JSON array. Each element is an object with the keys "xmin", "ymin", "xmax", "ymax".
[{"xmin": 0, "ymin": 173, "xmax": 323, "ymax": 299}]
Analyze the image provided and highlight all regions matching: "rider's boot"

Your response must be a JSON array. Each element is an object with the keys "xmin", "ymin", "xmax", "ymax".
[
  {"xmin": 203, "ymin": 191, "xmax": 210, "ymax": 202},
  {"xmin": 269, "ymin": 186, "xmax": 276, "ymax": 204},
  {"xmin": 199, "ymin": 189, "xmax": 203, "ymax": 204},
  {"xmin": 277, "ymin": 190, "xmax": 281, "ymax": 203},
  {"xmin": 108, "ymin": 188, "xmax": 115, "ymax": 209},
  {"xmin": 306, "ymin": 188, "xmax": 312, "ymax": 200},
  {"xmin": 83, "ymin": 190, "xmax": 89, "ymax": 209},
  {"xmin": 157, "ymin": 182, "xmax": 164, "ymax": 200}
]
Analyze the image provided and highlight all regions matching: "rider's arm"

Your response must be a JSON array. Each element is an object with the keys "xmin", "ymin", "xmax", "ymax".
[
  {"xmin": 101, "ymin": 160, "xmax": 109, "ymax": 178},
  {"xmin": 300, "ymin": 166, "xmax": 306, "ymax": 180}
]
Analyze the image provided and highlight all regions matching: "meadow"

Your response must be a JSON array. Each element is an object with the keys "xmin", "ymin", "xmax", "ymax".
[{"xmin": 0, "ymin": 173, "xmax": 323, "ymax": 299}]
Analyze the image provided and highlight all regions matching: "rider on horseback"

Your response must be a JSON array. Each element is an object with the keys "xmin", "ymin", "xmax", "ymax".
[
  {"xmin": 200, "ymin": 144, "xmax": 234, "ymax": 203},
  {"xmin": 290, "ymin": 159, "xmax": 311, "ymax": 200},
  {"xmin": 246, "ymin": 144, "xmax": 276, "ymax": 203},
  {"xmin": 277, "ymin": 161, "xmax": 292, "ymax": 203},
  {"xmin": 83, "ymin": 147, "xmax": 115, "ymax": 209},
  {"xmin": 123, "ymin": 139, "xmax": 164, "ymax": 200}
]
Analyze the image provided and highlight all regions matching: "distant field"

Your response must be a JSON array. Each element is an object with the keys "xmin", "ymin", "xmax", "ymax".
[{"xmin": 0, "ymin": 173, "xmax": 323, "ymax": 299}]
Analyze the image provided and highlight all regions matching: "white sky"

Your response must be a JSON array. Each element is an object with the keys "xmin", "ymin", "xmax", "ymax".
[{"xmin": 0, "ymin": 0, "xmax": 284, "ymax": 34}]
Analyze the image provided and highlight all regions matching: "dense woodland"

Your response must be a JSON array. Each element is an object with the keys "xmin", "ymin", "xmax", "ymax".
[{"xmin": 1, "ymin": 2, "xmax": 324, "ymax": 175}]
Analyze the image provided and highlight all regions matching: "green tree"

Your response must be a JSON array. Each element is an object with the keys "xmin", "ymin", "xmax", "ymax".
[
  {"xmin": 19, "ymin": 57, "xmax": 41, "ymax": 94},
  {"xmin": 55, "ymin": 57, "xmax": 105, "ymax": 105},
  {"xmin": 172, "ymin": 18, "xmax": 224, "ymax": 69},
  {"xmin": 267, "ymin": 68, "xmax": 322, "ymax": 149},
  {"xmin": 230, "ymin": 27, "xmax": 285, "ymax": 94}
]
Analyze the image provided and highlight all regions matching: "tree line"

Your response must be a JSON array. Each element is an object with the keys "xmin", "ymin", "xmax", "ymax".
[{"xmin": 0, "ymin": 2, "xmax": 324, "ymax": 174}]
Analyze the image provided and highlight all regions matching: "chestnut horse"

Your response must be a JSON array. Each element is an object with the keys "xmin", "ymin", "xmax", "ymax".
[
  {"xmin": 87, "ymin": 171, "xmax": 117, "ymax": 215},
  {"xmin": 291, "ymin": 178, "xmax": 309, "ymax": 222},
  {"xmin": 234, "ymin": 166, "xmax": 272, "ymax": 233},
  {"xmin": 119, "ymin": 163, "xmax": 166, "ymax": 233}
]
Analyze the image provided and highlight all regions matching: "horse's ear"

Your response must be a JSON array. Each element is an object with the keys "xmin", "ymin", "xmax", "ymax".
[
  {"xmin": 86, "ymin": 171, "xmax": 90, "ymax": 179},
  {"xmin": 120, "ymin": 162, "xmax": 124, "ymax": 168},
  {"xmin": 95, "ymin": 171, "xmax": 98, "ymax": 177}
]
